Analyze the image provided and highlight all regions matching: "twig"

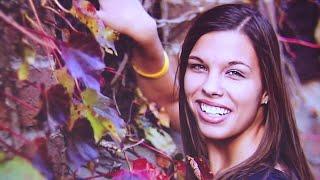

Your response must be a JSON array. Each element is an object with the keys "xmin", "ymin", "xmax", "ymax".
[
  {"xmin": 24, "ymin": 14, "xmax": 41, "ymax": 30},
  {"xmin": 53, "ymin": 0, "xmax": 71, "ymax": 13},
  {"xmin": 141, "ymin": 142, "xmax": 172, "ymax": 161},
  {"xmin": 29, "ymin": 0, "xmax": 59, "ymax": 69},
  {"xmin": 278, "ymin": 35, "xmax": 320, "ymax": 49},
  {"xmin": 83, "ymin": 170, "xmax": 114, "ymax": 180},
  {"xmin": 3, "ymin": 92, "xmax": 38, "ymax": 113},
  {"xmin": 0, "ymin": 124, "xmax": 30, "ymax": 143},
  {"xmin": 156, "ymin": 7, "xmax": 204, "ymax": 28},
  {"xmin": 123, "ymin": 151, "xmax": 132, "ymax": 171},
  {"xmin": 43, "ymin": 5, "xmax": 80, "ymax": 33},
  {"xmin": 112, "ymin": 88, "xmax": 121, "ymax": 115},
  {"xmin": 122, "ymin": 139, "xmax": 145, "ymax": 151},
  {"xmin": 0, "ymin": 10, "xmax": 57, "ymax": 50},
  {"xmin": 0, "ymin": 138, "xmax": 27, "ymax": 159},
  {"xmin": 28, "ymin": 0, "xmax": 44, "ymax": 31},
  {"xmin": 111, "ymin": 54, "xmax": 128, "ymax": 85},
  {"xmin": 126, "ymin": 101, "xmax": 134, "ymax": 124}
]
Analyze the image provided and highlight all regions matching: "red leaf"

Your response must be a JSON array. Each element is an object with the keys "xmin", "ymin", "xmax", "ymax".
[
  {"xmin": 59, "ymin": 33, "xmax": 104, "ymax": 92},
  {"xmin": 21, "ymin": 138, "xmax": 54, "ymax": 179},
  {"xmin": 35, "ymin": 84, "xmax": 71, "ymax": 130},
  {"xmin": 132, "ymin": 158, "xmax": 154, "ymax": 171},
  {"xmin": 66, "ymin": 118, "xmax": 99, "ymax": 168},
  {"xmin": 112, "ymin": 158, "xmax": 169, "ymax": 180}
]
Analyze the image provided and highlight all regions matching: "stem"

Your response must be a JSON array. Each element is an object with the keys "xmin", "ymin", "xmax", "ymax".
[
  {"xmin": 83, "ymin": 170, "xmax": 114, "ymax": 179},
  {"xmin": 28, "ymin": 0, "xmax": 43, "ymax": 31},
  {"xmin": 123, "ymin": 151, "xmax": 132, "ymax": 171},
  {"xmin": 112, "ymin": 88, "xmax": 121, "ymax": 115},
  {"xmin": 122, "ymin": 139, "xmax": 145, "ymax": 151},
  {"xmin": 43, "ymin": 5, "xmax": 80, "ymax": 33},
  {"xmin": 0, "ymin": 138, "xmax": 28, "ymax": 160},
  {"xmin": 53, "ymin": 0, "xmax": 71, "ymax": 13},
  {"xmin": 111, "ymin": 54, "xmax": 128, "ymax": 85},
  {"xmin": 24, "ymin": 14, "xmax": 41, "ymax": 29},
  {"xmin": 3, "ymin": 92, "xmax": 38, "ymax": 113},
  {"xmin": 278, "ymin": 35, "xmax": 320, "ymax": 49},
  {"xmin": 0, "ymin": 10, "xmax": 56, "ymax": 50},
  {"xmin": 0, "ymin": 124, "xmax": 29, "ymax": 143},
  {"xmin": 141, "ymin": 142, "xmax": 172, "ymax": 161}
]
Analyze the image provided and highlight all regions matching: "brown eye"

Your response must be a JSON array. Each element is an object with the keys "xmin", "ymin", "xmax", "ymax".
[
  {"xmin": 226, "ymin": 70, "xmax": 245, "ymax": 78},
  {"xmin": 188, "ymin": 63, "xmax": 208, "ymax": 72}
]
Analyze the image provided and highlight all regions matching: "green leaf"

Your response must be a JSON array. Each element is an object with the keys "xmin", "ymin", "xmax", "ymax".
[
  {"xmin": 0, "ymin": 156, "xmax": 44, "ymax": 180},
  {"xmin": 17, "ymin": 61, "xmax": 29, "ymax": 81},
  {"xmin": 54, "ymin": 67, "xmax": 75, "ymax": 95}
]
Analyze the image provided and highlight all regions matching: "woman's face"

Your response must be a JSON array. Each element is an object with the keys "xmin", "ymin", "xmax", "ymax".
[{"xmin": 184, "ymin": 31, "xmax": 266, "ymax": 140}]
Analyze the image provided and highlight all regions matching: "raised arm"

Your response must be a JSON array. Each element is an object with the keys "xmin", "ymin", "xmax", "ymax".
[{"xmin": 97, "ymin": 0, "xmax": 180, "ymax": 130}]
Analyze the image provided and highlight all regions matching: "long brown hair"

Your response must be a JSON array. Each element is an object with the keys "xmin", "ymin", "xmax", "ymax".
[{"xmin": 178, "ymin": 4, "xmax": 313, "ymax": 179}]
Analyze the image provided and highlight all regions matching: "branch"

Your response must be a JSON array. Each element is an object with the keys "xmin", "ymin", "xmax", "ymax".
[
  {"xmin": 111, "ymin": 54, "xmax": 128, "ymax": 85},
  {"xmin": 43, "ymin": 5, "xmax": 80, "ymax": 33},
  {"xmin": 156, "ymin": 7, "xmax": 206, "ymax": 28},
  {"xmin": 0, "ymin": 10, "xmax": 57, "ymax": 50},
  {"xmin": 122, "ymin": 139, "xmax": 145, "ymax": 151},
  {"xmin": 0, "ymin": 138, "xmax": 28, "ymax": 159},
  {"xmin": 0, "ymin": 124, "xmax": 30, "ymax": 143},
  {"xmin": 53, "ymin": 0, "xmax": 71, "ymax": 14},
  {"xmin": 3, "ymin": 92, "xmax": 38, "ymax": 113},
  {"xmin": 278, "ymin": 35, "xmax": 320, "ymax": 49}
]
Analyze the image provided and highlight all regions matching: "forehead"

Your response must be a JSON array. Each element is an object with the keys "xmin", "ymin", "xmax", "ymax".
[{"xmin": 190, "ymin": 31, "xmax": 259, "ymax": 67}]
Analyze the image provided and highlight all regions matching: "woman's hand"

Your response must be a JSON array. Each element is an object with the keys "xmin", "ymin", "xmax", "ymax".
[
  {"xmin": 97, "ymin": 0, "xmax": 157, "ymax": 44},
  {"xmin": 97, "ymin": 0, "xmax": 180, "ymax": 131}
]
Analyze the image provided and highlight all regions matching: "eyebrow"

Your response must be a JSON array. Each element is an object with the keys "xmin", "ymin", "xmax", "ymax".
[
  {"xmin": 188, "ymin": 55, "xmax": 204, "ymax": 63},
  {"xmin": 189, "ymin": 55, "xmax": 251, "ymax": 70},
  {"xmin": 228, "ymin": 61, "xmax": 251, "ymax": 70}
]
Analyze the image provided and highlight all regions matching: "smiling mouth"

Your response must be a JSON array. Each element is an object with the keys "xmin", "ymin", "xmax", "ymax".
[{"xmin": 200, "ymin": 103, "xmax": 231, "ymax": 116}]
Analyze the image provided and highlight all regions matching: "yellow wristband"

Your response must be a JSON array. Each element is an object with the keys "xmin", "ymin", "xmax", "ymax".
[{"xmin": 132, "ymin": 51, "xmax": 169, "ymax": 79}]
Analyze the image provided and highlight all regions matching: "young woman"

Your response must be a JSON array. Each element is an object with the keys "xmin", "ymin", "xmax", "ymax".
[{"xmin": 98, "ymin": 1, "xmax": 314, "ymax": 179}]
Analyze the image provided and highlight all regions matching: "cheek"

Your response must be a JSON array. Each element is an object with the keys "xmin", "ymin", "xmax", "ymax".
[
  {"xmin": 225, "ymin": 79, "xmax": 263, "ymax": 107},
  {"xmin": 184, "ymin": 71, "xmax": 205, "ymax": 96}
]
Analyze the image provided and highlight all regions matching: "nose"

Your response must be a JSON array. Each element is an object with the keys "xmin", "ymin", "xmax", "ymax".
[{"xmin": 201, "ymin": 73, "xmax": 224, "ymax": 97}]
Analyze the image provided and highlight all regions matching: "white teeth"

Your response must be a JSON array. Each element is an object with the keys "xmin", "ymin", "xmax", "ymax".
[{"xmin": 200, "ymin": 103, "xmax": 230, "ymax": 115}]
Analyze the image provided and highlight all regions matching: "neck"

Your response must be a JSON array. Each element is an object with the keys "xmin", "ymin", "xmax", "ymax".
[{"xmin": 206, "ymin": 110, "xmax": 265, "ymax": 174}]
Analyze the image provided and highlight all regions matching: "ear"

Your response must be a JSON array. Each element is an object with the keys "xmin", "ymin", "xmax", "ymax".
[{"xmin": 260, "ymin": 91, "xmax": 269, "ymax": 105}]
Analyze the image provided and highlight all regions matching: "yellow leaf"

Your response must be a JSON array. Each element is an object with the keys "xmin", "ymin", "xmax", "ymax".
[
  {"xmin": 85, "ymin": 108, "xmax": 120, "ymax": 143},
  {"xmin": 68, "ymin": 104, "xmax": 85, "ymax": 131},
  {"xmin": 149, "ymin": 103, "xmax": 170, "ymax": 128},
  {"xmin": 0, "ymin": 152, "xmax": 6, "ymax": 161},
  {"xmin": 23, "ymin": 46, "xmax": 36, "ymax": 65},
  {"xmin": 81, "ymin": 88, "xmax": 98, "ymax": 106},
  {"xmin": 70, "ymin": 1, "xmax": 118, "ymax": 55},
  {"xmin": 54, "ymin": 68, "xmax": 75, "ymax": 95},
  {"xmin": 315, "ymin": 19, "xmax": 320, "ymax": 44},
  {"xmin": 17, "ymin": 61, "xmax": 29, "ymax": 81}
]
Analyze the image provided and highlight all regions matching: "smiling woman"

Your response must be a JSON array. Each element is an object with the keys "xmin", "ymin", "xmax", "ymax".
[
  {"xmin": 97, "ymin": 1, "xmax": 314, "ymax": 179},
  {"xmin": 185, "ymin": 31, "xmax": 265, "ymax": 141},
  {"xmin": 179, "ymin": 4, "xmax": 314, "ymax": 180}
]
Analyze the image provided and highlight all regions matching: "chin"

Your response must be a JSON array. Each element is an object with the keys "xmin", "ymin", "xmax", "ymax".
[{"xmin": 198, "ymin": 126, "xmax": 234, "ymax": 141}]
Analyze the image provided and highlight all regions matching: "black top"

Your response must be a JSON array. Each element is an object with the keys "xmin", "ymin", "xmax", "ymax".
[{"xmin": 247, "ymin": 168, "xmax": 289, "ymax": 180}]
